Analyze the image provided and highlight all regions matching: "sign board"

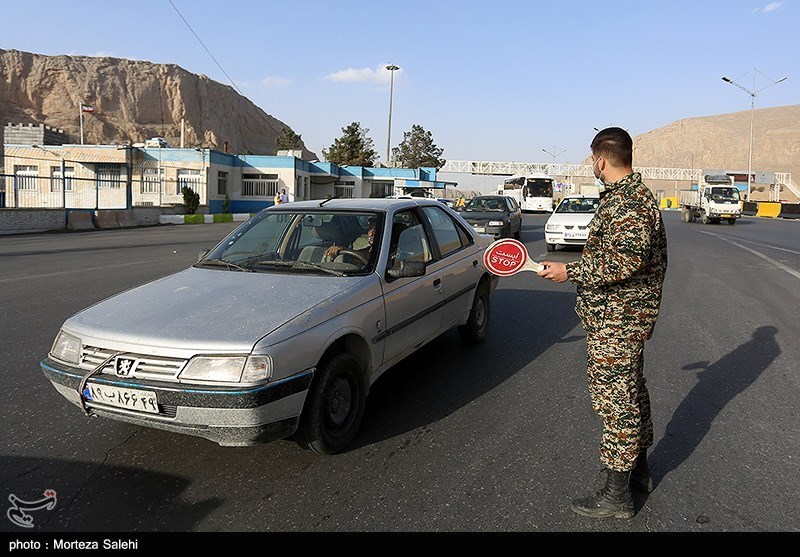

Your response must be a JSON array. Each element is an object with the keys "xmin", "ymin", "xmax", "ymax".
[{"xmin": 483, "ymin": 239, "xmax": 544, "ymax": 276}]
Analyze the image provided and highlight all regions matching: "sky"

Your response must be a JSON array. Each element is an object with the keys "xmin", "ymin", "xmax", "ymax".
[{"xmin": 2, "ymin": 0, "xmax": 799, "ymax": 164}]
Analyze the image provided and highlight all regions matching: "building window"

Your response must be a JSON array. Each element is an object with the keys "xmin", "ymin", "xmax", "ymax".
[
  {"xmin": 50, "ymin": 166, "xmax": 75, "ymax": 192},
  {"xmin": 218, "ymin": 171, "xmax": 228, "ymax": 195},
  {"xmin": 371, "ymin": 182, "xmax": 393, "ymax": 198},
  {"xmin": 242, "ymin": 173, "xmax": 279, "ymax": 196},
  {"xmin": 14, "ymin": 165, "xmax": 39, "ymax": 191},
  {"xmin": 141, "ymin": 167, "xmax": 163, "ymax": 193},
  {"xmin": 334, "ymin": 180, "xmax": 355, "ymax": 199},
  {"xmin": 177, "ymin": 168, "xmax": 203, "ymax": 195},
  {"xmin": 96, "ymin": 164, "xmax": 122, "ymax": 189}
]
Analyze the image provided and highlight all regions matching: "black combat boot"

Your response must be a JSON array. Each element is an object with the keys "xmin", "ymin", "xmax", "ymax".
[
  {"xmin": 572, "ymin": 468, "xmax": 634, "ymax": 519},
  {"xmin": 598, "ymin": 453, "xmax": 652, "ymax": 493}
]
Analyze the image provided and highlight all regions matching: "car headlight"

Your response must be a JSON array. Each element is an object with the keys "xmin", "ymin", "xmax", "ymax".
[
  {"xmin": 545, "ymin": 223, "xmax": 561, "ymax": 231},
  {"xmin": 179, "ymin": 355, "xmax": 272, "ymax": 384},
  {"xmin": 488, "ymin": 220, "xmax": 504, "ymax": 226},
  {"xmin": 51, "ymin": 330, "xmax": 82, "ymax": 365}
]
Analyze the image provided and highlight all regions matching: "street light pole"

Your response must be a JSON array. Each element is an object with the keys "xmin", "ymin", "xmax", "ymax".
[
  {"xmin": 722, "ymin": 69, "xmax": 787, "ymax": 202},
  {"xmin": 385, "ymin": 64, "xmax": 399, "ymax": 166},
  {"xmin": 542, "ymin": 146, "xmax": 566, "ymax": 163}
]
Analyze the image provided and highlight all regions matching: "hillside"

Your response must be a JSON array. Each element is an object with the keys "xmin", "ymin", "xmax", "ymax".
[
  {"xmin": 0, "ymin": 48, "xmax": 315, "ymax": 158},
  {"xmin": 633, "ymin": 105, "xmax": 800, "ymax": 193}
]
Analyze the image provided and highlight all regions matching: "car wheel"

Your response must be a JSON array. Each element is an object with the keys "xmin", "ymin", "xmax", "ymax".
[
  {"xmin": 546, "ymin": 242, "xmax": 556, "ymax": 252},
  {"xmin": 701, "ymin": 212, "xmax": 710, "ymax": 224},
  {"xmin": 513, "ymin": 226, "xmax": 521, "ymax": 240},
  {"xmin": 296, "ymin": 353, "xmax": 366, "ymax": 455},
  {"xmin": 458, "ymin": 281, "xmax": 490, "ymax": 345},
  {"xmin": 728, "ymin": 218, "xmax": 736, "ymax": 225}
]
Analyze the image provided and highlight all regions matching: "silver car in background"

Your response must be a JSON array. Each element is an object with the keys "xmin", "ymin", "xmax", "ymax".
[{"xmin": 41, "ymin": 199, "xmax": 498, "ymax": 454}]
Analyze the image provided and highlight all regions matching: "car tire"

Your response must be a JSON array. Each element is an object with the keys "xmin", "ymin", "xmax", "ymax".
[
  {"xmin": 513, "ymin": 226, "xmax": 521, "ymax": 240},
  {"xmin": 296, "ymin": 352, "xmax": 366, "ymax": 455},
  {"xmin": 728, "ymin": 218, "xmax": 736, "ymax": 225},
  {"xmin": 546, "ymin": 242, "xmax": 556, "ymax": 252},
  {"xmin": 458, "ymin": 281, "xmax": 490, "ymax": 345}
]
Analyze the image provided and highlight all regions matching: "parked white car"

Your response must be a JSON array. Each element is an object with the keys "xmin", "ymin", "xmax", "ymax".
[
  {"xmin": 544, "ymin": 194, "xmax": 600, "ymax": 251},
  {"xmin": 41, "ymin": 199, "xmax": 498, "ymax": 454}
]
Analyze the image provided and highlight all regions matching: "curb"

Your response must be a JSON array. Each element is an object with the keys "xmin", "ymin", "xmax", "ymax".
[{"xmin": 159, "ymin": 213, "xmax": 253, "ymax": 225}]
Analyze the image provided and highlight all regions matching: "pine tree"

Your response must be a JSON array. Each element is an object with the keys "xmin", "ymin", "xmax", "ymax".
[
  {"xmin": 391, "ymin": 124, "xmax": 445, "ymax": 169},
  {"xmin": 322, "ymin": 122, "xmax": 378, "ymax": 166},
  {"xmin": 276, "ymin": 127, "xmax": 303, "ymax": 152}
]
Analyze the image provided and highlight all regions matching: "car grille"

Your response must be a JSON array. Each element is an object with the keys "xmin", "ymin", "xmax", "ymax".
[{"xmin": 80, "ymin": 346, "xmax": 186, "ymax": 383}]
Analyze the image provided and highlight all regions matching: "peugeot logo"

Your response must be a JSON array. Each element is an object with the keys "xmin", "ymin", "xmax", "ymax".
[{"xmin": 114, "ymin": 357, "xmax": 138, "ymax": 377}]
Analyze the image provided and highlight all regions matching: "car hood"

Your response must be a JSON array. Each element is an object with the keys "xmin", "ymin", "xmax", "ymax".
[
  {"xmin": 460, "ymin": 210, "xmax": 507, "ymax": 221},
  {"xmin": 62, "ymin": 267, "xmax": 371, "ymax": 355},
  {"xmin": 547, "ymin": 213, "xmax": 595, "ymax": 226}
]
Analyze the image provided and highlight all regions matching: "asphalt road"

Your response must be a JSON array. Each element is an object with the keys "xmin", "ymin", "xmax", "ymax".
[{"xmin": 1, "ymin": 212, "xmax": 799, "ymax": 534}]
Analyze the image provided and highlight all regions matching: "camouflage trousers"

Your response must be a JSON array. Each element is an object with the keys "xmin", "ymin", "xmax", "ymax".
[{"xmin": 586, "ymin": 334, "xmax": 653, "ymax": 472}]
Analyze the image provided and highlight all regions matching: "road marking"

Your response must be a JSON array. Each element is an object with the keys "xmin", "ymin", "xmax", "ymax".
[
  {"xmin": 700, "ymin": 231, "xmax": 800, "ymax": 281},
  {"xmin": 701, "ymin": 234, "xmax": 800, "ymax": 256}
]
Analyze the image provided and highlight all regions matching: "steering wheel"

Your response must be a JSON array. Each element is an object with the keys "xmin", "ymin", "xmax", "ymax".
[{"xmin": 336, "ymin": 249, "xmax": 369, "ymax": 266}]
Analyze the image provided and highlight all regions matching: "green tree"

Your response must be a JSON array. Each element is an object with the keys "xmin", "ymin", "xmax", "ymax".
[
  {"xmin": 276, "ymin": 126, "xmax": 303, "ymax": 152},
  {"xmin": 322, "ymin": 122, "xmax": 378, "ymax": 166},
  {"xmin": 391, "ymin": 124, "xmax": 446, "ymax": 169},
  {"xmin": 181, "ymin": 186, "xmax": 200, "ymax": 214}
]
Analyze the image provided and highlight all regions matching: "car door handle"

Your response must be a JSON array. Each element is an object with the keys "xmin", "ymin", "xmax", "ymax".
[
  {"xmin": 433, "ymin": 278, "xmax": 441, "ymax": 287},
  {"xmin": 472, "ymin": 260, "xmax": 478, "ymax": 267}
]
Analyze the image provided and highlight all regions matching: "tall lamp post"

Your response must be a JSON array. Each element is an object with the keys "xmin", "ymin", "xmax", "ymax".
[
  {"xmin": 722, "ymin": 69, "xmax": 787, "ymax": 202},
  {"xmin": 385, "ymin": 64, "xmax": 399, "ymax": 166},
  {"xmin": 542, "ymin": 146, "xmax": 566, "ymax": 163}
]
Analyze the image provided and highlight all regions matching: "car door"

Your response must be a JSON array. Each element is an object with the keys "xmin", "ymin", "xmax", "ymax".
[
  {"xmin": 419, "ymin": 205, "xmax": 481, "ymax": 331},
  {"xmin": 506, "ymin": 197, "xmax": 522, "ymax": 235},
  {"xmin": 378, "ymin": 209, "xmax": 444, "ymax": 366}
]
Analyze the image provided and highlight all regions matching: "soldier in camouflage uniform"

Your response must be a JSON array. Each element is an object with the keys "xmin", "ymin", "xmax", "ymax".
[{"xmin": 538, "ymin": 127, "xmax": 668, "ymax": 519}]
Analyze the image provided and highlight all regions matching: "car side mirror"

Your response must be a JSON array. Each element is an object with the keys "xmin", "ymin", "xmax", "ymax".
[
  {"xmin": 198, "ymin": 248, "xmax": 210, "ymax": 261},
  {"xmin": 386, "ymin": 260, "xmax": 426, "ymax": 280}
]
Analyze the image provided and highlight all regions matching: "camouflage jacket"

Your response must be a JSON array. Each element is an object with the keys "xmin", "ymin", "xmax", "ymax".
[{"xmin": 566, "ymin": 172, "xmax": 668, "ymax": 340}]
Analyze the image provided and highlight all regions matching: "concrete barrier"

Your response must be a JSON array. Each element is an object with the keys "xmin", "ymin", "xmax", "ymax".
[
  {"xmin": 117, "ymin": 210, "xmax": 138, "ymax": 228},
  {"xmin": 659, "ymin": 196, "xmax": 679, "ymax": 209},
  {"xmin": 95, "ymin": 210, "xmax": 121, "ymax": 229},
  {"xmin": 778, "ymin": 203, "xmax": 800, "ymax": 219},
  {"xmin": 67, "ymin": 211, "xmax": 95, "ymax": 231},
  {"xmin": 755, "ymin": 202, "xmax": 781, "ymax": 218},
  {"xmin": 741, "ymin": 202, "xmax": 758, "ymax": 216}
]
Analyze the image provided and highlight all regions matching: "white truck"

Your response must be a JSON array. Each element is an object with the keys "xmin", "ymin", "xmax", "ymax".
[{"xmin": 679, "ymin": 174, "xmax": 742, "ymax": 225}]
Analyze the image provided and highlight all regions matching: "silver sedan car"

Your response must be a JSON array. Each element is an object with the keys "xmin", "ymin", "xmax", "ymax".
[{"xmin": 41, "ymin": 199, "xmax": 498, "ymax": 454}]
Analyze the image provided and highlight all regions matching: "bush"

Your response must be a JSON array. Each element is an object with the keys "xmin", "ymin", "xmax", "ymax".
[
  {"xmin": 181, "ymin": 186, "xmax": 200, "ymax": 214},
  {"xmin": 222, "ymin": 194, "xmax": 231, "ymax": 214}
]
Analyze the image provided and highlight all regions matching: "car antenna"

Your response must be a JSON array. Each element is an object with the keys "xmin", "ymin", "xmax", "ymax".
[{"xmin": 319, "ymin": 194, "xmax": 341, "ymax": 207}]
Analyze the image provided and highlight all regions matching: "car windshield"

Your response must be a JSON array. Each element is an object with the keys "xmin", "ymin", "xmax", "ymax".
[
  {"xmin": 464, "ymin": 197, "xmax": 505, "ymax": 212},
  {"xmin": 710, "ymin": 187, "xmax": 740, "ymax": 203},
  {"xmin": 197, "ymin": 210, "xmax": 382, "ymax": 276},
  {"xmin": 555, "ymin": 198, "xmax": 599, "ymax": 213}
]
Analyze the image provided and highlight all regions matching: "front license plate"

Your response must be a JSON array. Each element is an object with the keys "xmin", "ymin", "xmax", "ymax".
[
  {"xmin": 473, "ymin": 226, "xmax": 486, "ymax": 233},
  {"xmin": 564, "ymin": 231, "xmax": 588, "ymax": 239},
  {"xmin": 721, "ymin": 214, "xmax": 731, "ymax": 218},
  {"xmin": 83, "ymin": 384, "xmax": 159, "ymax": 414}
]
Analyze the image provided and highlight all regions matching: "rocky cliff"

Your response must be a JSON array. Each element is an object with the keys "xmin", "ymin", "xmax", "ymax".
[{"xmin": 0, "ymin": 48, "xmax": 315, "ymax": 158}]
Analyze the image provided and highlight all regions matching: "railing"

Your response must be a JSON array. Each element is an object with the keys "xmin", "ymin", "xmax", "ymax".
[{"xmin": 242, "ymin": 179, "xmax": 279, "ymax": 197}]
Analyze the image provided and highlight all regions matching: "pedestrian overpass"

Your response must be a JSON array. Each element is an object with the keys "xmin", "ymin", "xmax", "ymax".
[{"xmin": 439, "ymin": 160, "xmax": 799, "ymax": 202}]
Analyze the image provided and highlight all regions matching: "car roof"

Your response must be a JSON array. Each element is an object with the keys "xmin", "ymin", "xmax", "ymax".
[{"xmin": 266, "ymin": 198, "xmax": 444, "ymax": 212}]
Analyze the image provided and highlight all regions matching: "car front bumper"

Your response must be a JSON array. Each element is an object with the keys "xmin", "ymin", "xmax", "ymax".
[
  {"xmin": 41, "ymin": 357, "xmax": 313, "ymax": 447},
  {"xmin": 545, "ymin": 232, "xmax": 588, "ymax": 245},
  {"xmin": 468, "ymin": 223, "xmax": 506, "ymax": 238}
]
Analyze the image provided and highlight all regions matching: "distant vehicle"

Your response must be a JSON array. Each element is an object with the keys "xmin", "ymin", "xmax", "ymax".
[
  {"xmin": 499, "ymin": 173, "xmax": 555, "ymax": 212},
  {"xmin": 544, "ymin": 194, "xmax": 600, "ymax": 252},
  {"xmin": 41, "ymin": 198, "xmax": 498, "ymax": 454},
  {"xmin": 679, "ymin": 174, "xmax": 741, "ymax": 225},
  {"xmin": 387, "ymin": 188, "xmax": 452, "ymax": 207},
  {"xmin": 458, "ymin": 194, "xmax": 522, "ymax": 240},
  {"xmin": 144, "ymin": 137, "xmax": 170, "ymax": 148}
]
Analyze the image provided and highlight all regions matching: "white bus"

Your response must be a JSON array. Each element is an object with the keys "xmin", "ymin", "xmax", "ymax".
[{"xmin": 498, "ymin": 173, "xmax": 555, "ymax": 212}]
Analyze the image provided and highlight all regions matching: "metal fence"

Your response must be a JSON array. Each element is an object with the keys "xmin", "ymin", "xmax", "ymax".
[{"xmin": 0, "ymin": 173, "xmax": 206, "ymax": 209}]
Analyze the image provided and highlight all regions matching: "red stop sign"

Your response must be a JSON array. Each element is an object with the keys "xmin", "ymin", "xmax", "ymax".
[{"xmin": 483, "ymin": 238, "xmax": 529, "ymax": 276}]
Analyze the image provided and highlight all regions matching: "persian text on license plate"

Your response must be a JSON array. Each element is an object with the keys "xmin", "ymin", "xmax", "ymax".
[
  {"xmin": 83, "ymin": 384, "xmax": 159, "ymax": 414},
  {"xmin": 473, "ymin": 226, "xmax": 486, "ymax": 233},
  {"xmin": 564, "ymin": 231, "xmax": 588, "ymax": 239}
]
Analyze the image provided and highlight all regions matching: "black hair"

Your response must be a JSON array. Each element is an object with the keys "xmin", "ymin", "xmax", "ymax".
[{"xmin": 591, "ymin": 127, "xmax": 633, "ymax": 167}]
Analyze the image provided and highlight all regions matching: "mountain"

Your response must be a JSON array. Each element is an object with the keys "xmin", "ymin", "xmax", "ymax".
[
  {"xmin": 632, "ymin": 105, "xmax": 800, "ymax": 196},
  {"xmin": 0, "ymin": 48, "xmax": 316, "ymax": 159}
]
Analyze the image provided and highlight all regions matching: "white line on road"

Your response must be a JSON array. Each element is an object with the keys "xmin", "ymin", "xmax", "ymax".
[{"xmin": 699, "ymin": 231, "xmax": 800, "ymax": 281}]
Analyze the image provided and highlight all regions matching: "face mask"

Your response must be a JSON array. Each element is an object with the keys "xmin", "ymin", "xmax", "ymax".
[{"xmin": 592, "ymin": 158, "xmax": 606, "ymax": 192}]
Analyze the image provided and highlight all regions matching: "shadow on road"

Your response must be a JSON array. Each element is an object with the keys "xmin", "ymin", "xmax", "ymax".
[
  {"xmin": 649, "ymin": 325, "xmax": 780, "ymax": 489},
  {"xmin": 353, "ymin": 287, "xmax": 580, "ymax": 449},
  {"xmin": 0, "ymin": 456, "xmax": 221, "ymax": 532}
]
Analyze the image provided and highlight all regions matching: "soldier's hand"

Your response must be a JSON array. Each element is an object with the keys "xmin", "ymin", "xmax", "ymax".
[{"xmin": 537, "ymin": 261, "xmax": 569, "ymax": 283}]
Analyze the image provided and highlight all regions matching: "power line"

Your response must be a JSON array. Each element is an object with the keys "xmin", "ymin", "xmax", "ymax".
[{"xmin": 167, "ymin": 0, "xmax": 244, "ymax": 97}]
